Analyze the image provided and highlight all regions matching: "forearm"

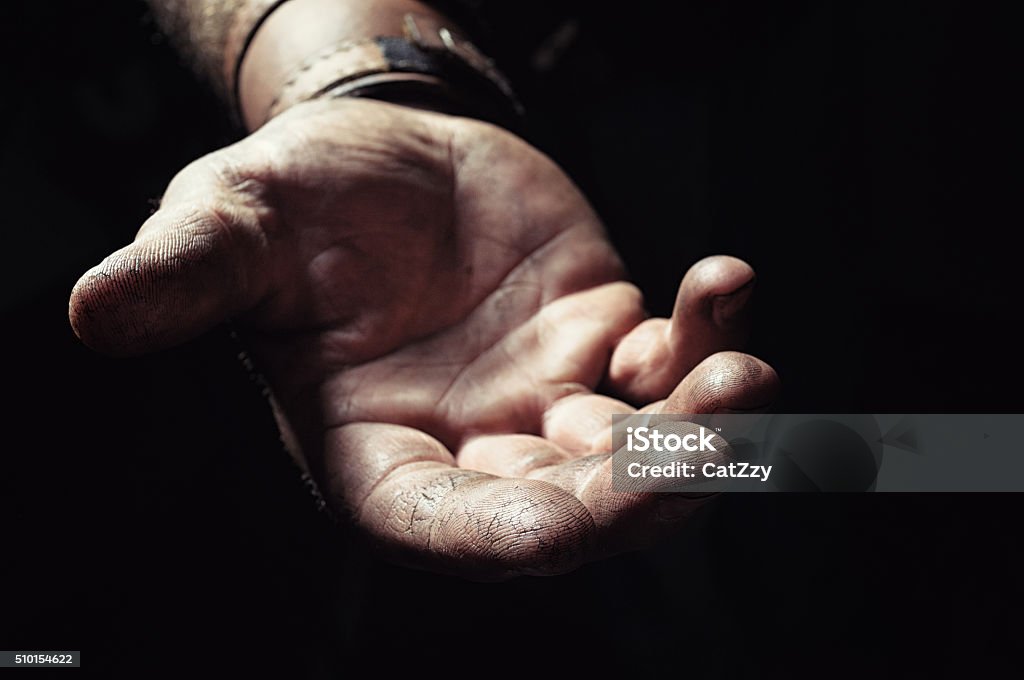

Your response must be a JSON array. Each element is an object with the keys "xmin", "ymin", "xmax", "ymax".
[{"xmin": 147, "ymin": 0, "xmax": 457, "ymax": 130}]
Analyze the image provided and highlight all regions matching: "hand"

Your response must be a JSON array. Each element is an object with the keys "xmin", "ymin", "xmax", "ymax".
[{"xmin": 70, "ymin": 98, "xmax": 779, "ymax": 578}]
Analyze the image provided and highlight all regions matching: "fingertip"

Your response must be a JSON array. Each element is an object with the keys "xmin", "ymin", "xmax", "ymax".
[
  {"xmin": 68, "ymin": 257, "xmax": 150, "ymax": 357},
  {"xmin": 68, "ymin": 203, "xmax": 270, "ymax": 357},
  {"xmin": 663, "ymin": 351, "xmax": 780, "ymax": 414},
  {"xmin": 680, "ymin": 255, "xmax": 756, "ymax": 301},
  {"xmin": 432, "ymin": 478, "xmax": 596, "ymax": 577},
  {"xmin": 728, "ymin": 351, "xmax": 781, "ymax": 410},
  {"xmin": 672, "ymin": 256, "xmax": 753, "ymax": 329},
  {"xmin": 69, "ymin": 237, "xmax": 204, "ymax": 357}
]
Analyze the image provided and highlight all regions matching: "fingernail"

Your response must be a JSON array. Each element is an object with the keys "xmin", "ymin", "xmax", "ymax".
[{"xmin": 712, "ymin": 279, "xmax": 755, "ymax": 328}]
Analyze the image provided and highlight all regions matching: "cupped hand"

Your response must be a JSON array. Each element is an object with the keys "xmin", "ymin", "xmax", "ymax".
[{"xmin": 70, "ymin": 98, "xmax": 778, "ymax": 578}]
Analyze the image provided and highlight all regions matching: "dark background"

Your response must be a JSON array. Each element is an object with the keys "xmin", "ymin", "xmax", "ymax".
[{"xmin": 2, "ymin": 1, "xmax": 1020, "ymax": 676}]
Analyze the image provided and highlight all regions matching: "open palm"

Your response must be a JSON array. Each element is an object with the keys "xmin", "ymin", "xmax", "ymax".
[{"xmin": 71, "ymin": 99, "xmax": 778, "ymax": 578}]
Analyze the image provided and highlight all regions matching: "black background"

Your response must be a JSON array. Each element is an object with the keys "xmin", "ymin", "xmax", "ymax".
[{"xmin": 2, "ymin": 1, "xmax": 1021, "ymax": 676}]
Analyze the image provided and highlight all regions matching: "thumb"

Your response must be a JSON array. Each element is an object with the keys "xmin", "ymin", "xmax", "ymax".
[{"xmin": 69, "ymin": 200, "xmax": 271, "ymax": 356}]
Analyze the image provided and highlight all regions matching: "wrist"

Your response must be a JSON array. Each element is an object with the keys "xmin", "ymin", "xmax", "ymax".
[{"xmin": 236, "ymin": 0, "xmax": 520, "ymax": 132}]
